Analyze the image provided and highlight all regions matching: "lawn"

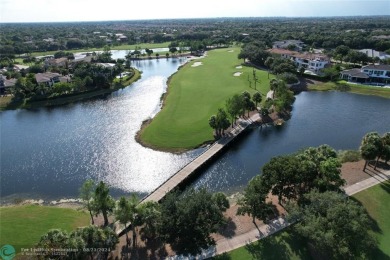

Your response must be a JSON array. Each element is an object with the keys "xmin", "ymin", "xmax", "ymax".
[
  {"xmin": 218, "ymin": 181, "xmax": 390, "ymax": 259},
  {"xmin": 140, "ymin": 47, "xmax": 272, "ymax": 151},
  {"xmin": 353, "ymin": 181, "xmax": 390, "ymax": 258},
  {"xmin": 214, "ymin": 227, "xmax": 312, "ymax": 260},
  {"xmin": 308, "ymin": 81, "xmax": 390, "ymax": 99},
  {"xmin": 0, "ymin": 205, "xmax": 89, "ymax": 254}
]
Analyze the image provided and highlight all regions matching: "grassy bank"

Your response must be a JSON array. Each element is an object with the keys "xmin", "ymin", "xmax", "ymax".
[
  {"xmin": 353, "ymin": 181, "xmax": 390, "ymax": 258},
  {"xmin": 0, "ymin": 69, "xmax": 140, "ymax": 111},
  {"xmin": 0, "ymin": 205, "xmax": 89, "ymax": 254},
  {"xmin": 214, "ymin": 227, "xmax": 311, "ymax": 260},
  {"xmin": 139, "ymin": 47, "xmax": 273, "ymax": 152},
  {"xmin": 219, "ymin": 181, "xmax": 390, "ymax": 259},
  {"xmin": 308, "ymin": 81, "xmax": 390, "ymax": 99}
]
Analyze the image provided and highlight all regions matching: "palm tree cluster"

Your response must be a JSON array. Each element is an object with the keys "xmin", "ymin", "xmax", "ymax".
[
  {"xmin": 360, "ymin": 132, "xmax": 390, "ymax": 171},
  {"xmin": 209, "ymin": 90, "xmax": 262, "ymax": 136}
]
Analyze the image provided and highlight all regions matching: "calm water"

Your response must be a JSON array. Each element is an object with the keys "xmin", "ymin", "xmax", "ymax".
[
  {"xmin": 194, "ymin": 91, "xmax": 390, "ymax": 193},
  {"xmin": 1, "ymin": 57, "xmax": 203, "ymax": 202},
  {"xmin": 1, "ymin": 57, "xmax": 390, "ymax": 202}
]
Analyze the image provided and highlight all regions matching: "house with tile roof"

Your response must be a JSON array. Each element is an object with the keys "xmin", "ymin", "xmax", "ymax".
[
  {"xmin": 268, "ymin": 48, "xmax": 330, "ymax": 74},
  {"xmin": 340, "ymin": 64, "xmax": 390, "ymax": 85},
  {"xmin": 35, "ymin": 72, "xmax": 61, "ymax": 87}
]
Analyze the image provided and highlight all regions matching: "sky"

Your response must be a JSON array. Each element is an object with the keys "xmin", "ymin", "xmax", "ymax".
[{"xmin": 0, "ymin": 0, "xmax": 389, "ymax": 23}]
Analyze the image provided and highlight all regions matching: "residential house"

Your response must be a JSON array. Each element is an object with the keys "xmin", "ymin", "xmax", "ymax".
[
  {"xmin": 45, "ymin": 57, "xmax": 68, "ymax": 68},
  {"xmin": 268, "ymin": 48, "xmax": 330, "ymax": 74},
  {"xmin": 340, "ymin": 64, "xmax": 390, "ymax": 85},
  {"xmin": 35, "ymin": 72, "xmax": 61, "ymax": 87},
  {"xmin": 272, "ymin": 40, "xmax": 305, "ymax": 51},
  {"xmin": 358, "ymin": 49, "xmax": 390, "ymax": 60},
  {"xmin": 0, "ymin": 75, "xmax": 17, "ymax": 94}
]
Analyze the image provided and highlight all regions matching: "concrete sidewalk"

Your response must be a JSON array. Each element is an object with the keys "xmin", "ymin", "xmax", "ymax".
[
  {"xmin": 167, "ymin": 168, "xmax": 390, "ymax": 259},
  {"xmin": 211, "ymin": 168, "xmax": 390, "ymax": 257}
]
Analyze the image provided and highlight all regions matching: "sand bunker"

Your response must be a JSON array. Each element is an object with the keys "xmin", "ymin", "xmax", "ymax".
[
  {"xmin": 228, "ymin": 50, "xmax": 234, "ymax": 52},
  {"xmin": 234, "ymin": 72, "xmax": 242, "ymax": 76},
  {"xmin": 236, "ymin": 66, "xmax": 242, "ymax": 69},
  {"xmin": 191, "ymin": 62, "xmax": 203, "ymax": 67}
]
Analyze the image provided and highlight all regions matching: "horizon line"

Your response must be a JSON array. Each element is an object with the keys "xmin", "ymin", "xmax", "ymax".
[{"xmin": 1, "ymin": 15, "xmax": 389, "ymax": 24}]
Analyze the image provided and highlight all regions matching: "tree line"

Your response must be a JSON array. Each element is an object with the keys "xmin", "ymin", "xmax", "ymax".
[
  {"xmin": 236, "ymin": 131, "xmax": 389, "ymax": 259},
  {"xmin": 1, "ymin": 16, "xmax": 389, "ymax": 59},
  {"xmin": 37, "ymin": 180, "xmax": 230, "ymax": 258}
]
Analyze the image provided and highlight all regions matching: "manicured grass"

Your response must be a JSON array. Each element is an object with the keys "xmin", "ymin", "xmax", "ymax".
[
  {"xmin": 28, "ymin": 42, "xmax": 171, "ymax": 57},
  {"xmin": 353, "ymin": 181, "xmax": 390, "ymax": 258},
  {"xmin": 140, "ymin": 47, "xmax": 272, "ymax": 151},
  {"xmin": 214, "ymin": 227, "xmax": 312, "ymax": 260},
  {"xmin": 0, "ymin": 205, "xmax": 89, "ymax": 253},
  {"xmin": 308, "ymin": 81, "xmax": 390, "ymax": 99}
]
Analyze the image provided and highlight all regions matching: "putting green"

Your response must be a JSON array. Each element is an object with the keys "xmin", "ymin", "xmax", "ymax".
[{"xmin": 140, "ymin": 47, "xmax": 272, "ymax": 151}]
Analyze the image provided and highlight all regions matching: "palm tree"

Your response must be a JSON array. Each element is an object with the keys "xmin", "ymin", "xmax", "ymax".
[
  {"xmin": 252, "ymin": 92, "xmax": 262, "ymax": 109},
  {"xmin": 114, "ymin": 197, "xmax": 132, "ymax": 245},
  {"xmin": 360, "ymin": 132, "xmax": 382, "ymax": 171},
  {"xmin": 79, "ymin": 179, "xmax": 96, "ymax": 224},
  {"xmin": 93, "ymin": 181, "xmax": 115, "ymax": 226}
]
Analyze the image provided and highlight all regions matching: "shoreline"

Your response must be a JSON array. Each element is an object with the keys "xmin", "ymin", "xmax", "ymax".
[{"xmin": 0, "ymin": 69, "xmax": 141, "ymax": 111}]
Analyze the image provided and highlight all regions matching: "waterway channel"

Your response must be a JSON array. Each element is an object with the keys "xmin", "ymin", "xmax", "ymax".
[{"xmin": 1, "ymin": 56, "xmax": 389, "ymax": 202}]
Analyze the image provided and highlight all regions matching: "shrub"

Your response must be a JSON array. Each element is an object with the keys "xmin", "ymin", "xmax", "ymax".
[
  {"xmin": 279, "ymin": 72, "xmax": 299, "ymax": 84},
  {"xmin": 338, "ymin": 150, "xmax": 361, "ymax": 163}
]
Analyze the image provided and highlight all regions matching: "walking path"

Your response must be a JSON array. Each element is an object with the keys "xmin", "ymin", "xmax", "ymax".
[{"xmin": 202, "ymin": 168, "xmax": 390, "ymax": 258}]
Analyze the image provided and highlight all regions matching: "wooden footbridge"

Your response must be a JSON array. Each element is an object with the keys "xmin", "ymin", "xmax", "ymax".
[
  {"xmin": 115, "ymin": 113, "xmax": 260, "ymax": 235},
  {"xmin": 141, "ymin": 113, "xmax": 261, "ymax": 203}
]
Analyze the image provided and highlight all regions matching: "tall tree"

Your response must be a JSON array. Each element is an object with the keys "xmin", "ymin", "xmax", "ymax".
[
  {"xmin": 93, "ymin": 181, "xmax": 115, "ymax": 226},
  {"xmin": 159, "ymin": 188, "xmax": 228, "ymax": 256},
  {"xmin": 288, "ymin": 190, "xmax": 377, "ymax": 259},
  {"xmin": 381, "ymin": 132, "xmax": 390, "ymax": 164},
  {"xmin": 138, "ymin": 201, "xmax": 161, "ymax": 239},
  {"xmin": 262, "ymin": 155, "xmax": 300, "ymax": 204},
  {"xmin": 79, "ymin": 179, "xmax": 96, "ymax": 224},
  {"xmin": 226, "ymin": 94, "xmax": 243, "ymax": 126},
  {"xmin": 114, "ymin": 196, "xmax": 132, "ymax": 243},
  {"xmin": 252, "ymin": 92, "xmax": 262, "ymax": 109},
  {"xmin": 237, "ymin": 175, "xmax": 274, "ymax": 232},
  {"xmin": 360, "ymin": 132, "xmax": 382, "ymax": 171}
]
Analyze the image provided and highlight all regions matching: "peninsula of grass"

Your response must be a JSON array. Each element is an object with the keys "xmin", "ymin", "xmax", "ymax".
[
  {"xmin": 139, "ymin": 47, "xmax": 273, "ymax": 152},
  {"xmin": 0, "ymin": 204, "xmax": 89, "ymax": 254},
  {"xmin": 308, "ymin": 80, "xmax": 390, "ymax": 99},
  {"xmin": 0, "ymin": 69, "xmax": 141, "ymax": 111}
]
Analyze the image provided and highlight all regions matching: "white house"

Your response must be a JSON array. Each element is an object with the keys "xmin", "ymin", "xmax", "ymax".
[
  {"xmin": 340, "ymin": 64, "xmax": 390, "ymax": 84},
  {"xmin": 358, "ymin": 49, "xmax": 390, "ymax": 60},
  {"xmin": 268, "ymin": 48, "xmax": 330, "ymax": 74},
  {"xmin": 272, "ymin": 40, "xmax": 305, "ymax": 51}
]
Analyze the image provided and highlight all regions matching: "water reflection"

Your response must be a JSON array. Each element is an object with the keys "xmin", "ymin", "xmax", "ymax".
[
  {"xmin": 193, "ymin": 91, "xmax": 390, "ymax": 194},
  {"xmin": 1, "ymin": 58, "xmax": 203, "ymax": 201}
]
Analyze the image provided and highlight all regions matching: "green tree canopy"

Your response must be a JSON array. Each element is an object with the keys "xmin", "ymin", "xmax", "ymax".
[
  {"xmin": 159, "ymin": 188, "xmax": 228, "ymax": 256},
  {"xmin": 288, "ymin": 190, "xmax": 377, "ymax": 259}
]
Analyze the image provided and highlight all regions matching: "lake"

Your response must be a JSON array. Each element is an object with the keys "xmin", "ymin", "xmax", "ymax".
[{"xmin": 1, "ymin": 57, "xmax": 389, "ymax": 202}]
